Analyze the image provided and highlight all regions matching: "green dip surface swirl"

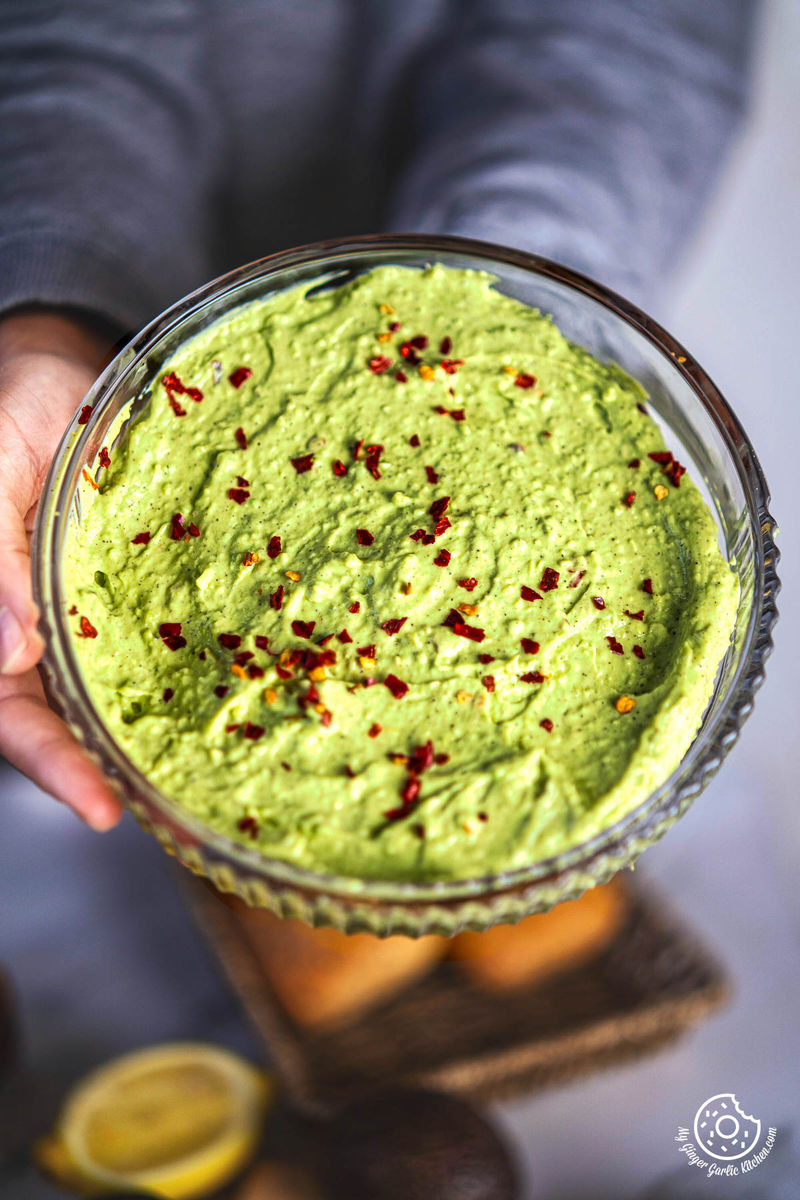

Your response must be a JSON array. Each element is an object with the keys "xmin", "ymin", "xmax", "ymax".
[{"xmin": 64, "ymin": 265, "xmax": 738, "ymax": 881}]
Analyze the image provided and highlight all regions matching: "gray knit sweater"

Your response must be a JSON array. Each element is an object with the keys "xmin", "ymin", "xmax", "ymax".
[{"xmin": 0, "ymin": 0, "xmax": 755, "ymax": 336}]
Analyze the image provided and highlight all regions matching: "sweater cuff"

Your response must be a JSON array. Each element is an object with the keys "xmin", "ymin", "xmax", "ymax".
[{"xmin": 0, "ymin": 231, "xmax": 164, "ymax": 338}]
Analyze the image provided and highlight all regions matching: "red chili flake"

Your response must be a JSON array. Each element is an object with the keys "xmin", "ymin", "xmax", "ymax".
[
  {"xmin": 434, "ymin": 549, "xmax": 451, "ymax": 567},
  {"xmin": 163, "ymin": 688, "xmax": 174, "ymax": 702},
  {"xmin": 624, "ymin": 491, "xmax": 636, "ymax": 507},
  {"xmin": 515, "ymin": 373, "xmax": 536, "ymax": 389},
  {"xmin": 521, "ymin": 638, "xmax": 540, "ymax": 654},
  {"xmin": 243, "ymin": 722, "xmax": 265, "ymax": 741},
  {"xmin": 225, "ymin": 724, "xmax": 240, "ymax": 734},
  {"xmin": 254, "ymin": 635, "xmax": 270, "ymax": 651},
  {"xmin": 214, "ymin": 684, "xmax": 229, "ymax": 697},
  {"xmin": 349, "ymin": 601, "xmax": 361, "ymax": 614},
  {"xmin": 188, "ymin": 522, "xmax": 200, "ymax": 538},
  {"xmin": 270, "ymin": 585, "xmax": 284, "ymax": 611},
  {"xmin": 482, "ymin": 675, "xmax": 495, "ymax": 692},
  {"xmin": 409, "ymin": 433, "xmax": 420, "ymax": 447},
  {"xmin": 77, "ymin": 405, "xmax": 93, "ymax": 424},
  {"xmin": 381, "ymin": 618, "xmax": 407, "ymax": 637},
  {"xmin": 236, "ymin": 476, "xmax": 250, "ymax": 488},
  {"xmin": 451, "ymin": 409, "xmax": 466, "ymax": 422},
  {"xmin": 408, "ymin": 741, "xmax": 435, "ymax": 774},
  {"xmin": 242, "ymin": 551, "xmax": 258, "ymax": 568},
  {"xmin": 281, "ymin": 761, "xmax": 292, "ymax": 772},
  {"xmin": 642, "ymin": 578, "xmax": 654, "ymax": 594},
  {"xmin": 440, "ymin": 359, "xmax": 463, "ymax": 375},
  {"xmin": 364, "ymin": 443, "xmax": 383, "ymax": 479},
  {"xmin": 633, "ymin": 645, "xmax": 646, "ymax": 659},
  {"xmin": 68, "ymin": 605, "xmax": 78, "ymax": 616},
  {"xmin": 410, "ymin": 334, "xmax": 428, "ymax": 350},
  {"xmin": 266, "ymin": 535, "xmax": 282, "ymax": 559},
  {"xmin": 439, "ymin": 336, "xmax": 453, "ymax": 355},
  {"xmin": 458, "ymin": 578, "xmax": 478, "ymax": 592},
  {"xmin": 247, "ymin": 664, "xmax": 265, "ymax": 679},
  {"xmin": 320, "ymin": 709, "xmax": 333, "ymax": 728},
  {"xmin": 384, "ymin": 674, "xmax": 409, "ymax": 699},
  {"xmin": 159, "ymin": 622, "xmax": 186, "ymax": 651},
  {"xmin": 336, "ymin": 629, "xmax": 352, "ymax": 644},
  {"xmin": 292, "ymin": 620, "xmax": 316, "ymax": 639},
  {"xmin": 229, "ymin": 366, "xmax": 252, "ymax": 388},
  {"xmin": 521, "ymin": 586, "xmax": 542, "ymax": 602},
  {"xmin": 218, "ymin": 632, "xmax": 242, "ymax": 649},
  {"xmin": 409, "ymin": 529, "xmax": 426, "ymax": 543},
  {"xmin": 162, "ymin": 371, "xmax": 202, "ymax": 404},
  {"xmin": 98, "ymin": 447, "xmax": 111, "ymax": 469},
  {"xmin": 198, "ymin": 651, "xmax": 206, "ymax": 660},
  {"xmin": 131, "ymin": 531, "xmax": 151, "ymax": 545},
  {"xmin": 275, "ymin": 664, "xmax": 291, "ymax": 680},
  {"xmin": 228, "ymin": 488, "xmax": 250, "ymax": 504},
  {"xmin": 368, "ymin": 355, "xmax": 393, "ymax": 374},
  {"xmin": 478, "ymin": 653, "xmax": 494, "ymax": 664},
  {"xmin": 400, "ymin": 342, "xmax": 421, "ymax": 365},
  {"xmin": 358, "ymin": 643, "xmax": 376, "ymax": 658},
  {"xmin": 233, "ymin": 650, "xmax": 254, "ymax": 665},
  {"xmin": 237, "ymin": 816, "xmax": 259, "ymax": 840},
  {"xmin": 352, "ymin": 439, "xmax": 364, "ymax": 461},
  {"xmin": 539, "ymin": 567, "xmax": 560, "ymax": 592},
  {"xmin": 667, "ymin": 459, "xmax": 686, "ymax": 487},
  {"xmin": 448, "ymin": 619, "xmax": 485, "ymax": 643},
  {"xmin": 433, "ymin": 517, "xmax": 451, "ymax": 539},
  {"xmin": 170, "ymin": 513, "xmax": 186, "ymax": 540},
  {"xmin": 540, "ymin": 718, "xmax": 554, "ymax": 732},
  {"xmin": 395, "ymin": 370, "xmax": 408, "ymax": 383},
  {"xmin": 78, "ymin": 616, "xmax": 98, "ymax": 639},
  {"xmin": 521, "ymin": 671, "xmax": 545, "ymax": 684},
  {"xmin": 606, "ymin": 636, "xmax": 624, "ymax": 655},
  {"xmin": 401, "ymin": 777, "xmax": 421, "ymax": 806},
  {"xmin": 368, "ymin": 723, "xmax": 382, "ymax": 738},
  {"xmin": 232, "ymin": 426, "xmax": 248, "ymax": 451},
  {"xmin": 628, "ymin": 458, "xmax": 641, "ymax": 469},
  {"xmin": 168, "ymin": 395, "xmax": 187, "ymax": 417},
  {"xmin": 333, "ymin": 460, "xmax": 348, "ymax": 477},
  {"xmin": 592, "ymin": 596, "xmax": 606, "ymax": 610},
  {"xmin": 291, "ymin": 454, "xmax": 314, "ymax": 475},
  {"xmin": 567, "ymin": 570, "xmax": 585, "ymax": 589},
  {"xmin": 624, "ymin": 609, "xmax": 645, "ymax": 621},
  {"xmin": 356, "ymin": 528, "xmax": 374, "ymax": 547},
  {"xmin": 425, "ymin": 465, "xmax": 439, "ymax": 484},
  {"xmin": 421, "ymin": 533, "xmax": 436, "ymax": 545},
  {"xmin": 648, "ymin": 451, "xmax": 673, "ymax": 464},
  {"xmin": 388, "ymin": 320, "xmax": 401, "ymax": 332},
  {"xmin": 430, "ymin": 497, "xmax": 449, "ymax": 523}
]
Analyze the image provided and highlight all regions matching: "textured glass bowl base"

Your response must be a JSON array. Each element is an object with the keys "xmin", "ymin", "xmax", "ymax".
[{"xmin": 33, "ymin": 235, "xmax": 779, "ymax": 937}]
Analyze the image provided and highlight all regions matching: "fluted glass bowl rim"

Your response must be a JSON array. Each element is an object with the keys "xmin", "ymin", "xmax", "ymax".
[{"xmin": 32, "ymin": 233, "xmax": 779, "ymax": 927}]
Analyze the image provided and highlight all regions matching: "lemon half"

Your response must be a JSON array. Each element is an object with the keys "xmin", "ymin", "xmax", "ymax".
[{"xmin": 38, "ymin": 1042, "xmax": 273, "ymax": 1198}]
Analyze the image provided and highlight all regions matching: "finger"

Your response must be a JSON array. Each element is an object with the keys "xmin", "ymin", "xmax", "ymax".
[
  {"xmin": 0, "ymin": 489, "xmax": 44, "ymax": 674},
  {"xmin": 0, "ymin": 673, "xmax": 122, "ymax": 830}
]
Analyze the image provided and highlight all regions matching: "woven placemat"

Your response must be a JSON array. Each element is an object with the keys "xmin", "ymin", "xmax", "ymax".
[{"xmin": 182, "ymin": 876, "xmax": 728, "ymax": 1112}]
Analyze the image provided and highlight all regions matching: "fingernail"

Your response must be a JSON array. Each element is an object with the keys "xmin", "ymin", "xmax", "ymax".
[{"xmin": 0, "ymin": 606, "xmax": 27, "ymax": 673}]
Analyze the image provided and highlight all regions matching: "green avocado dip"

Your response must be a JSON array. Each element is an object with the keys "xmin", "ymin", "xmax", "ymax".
[{"xmin": 64, "ymin": 265, "xmax": 738, "ymax": 881}]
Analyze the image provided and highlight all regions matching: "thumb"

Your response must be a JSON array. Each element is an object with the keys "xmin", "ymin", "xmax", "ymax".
[{"xmin": 0, "ymin": 488, "xmax": 44, "ymax": 674}]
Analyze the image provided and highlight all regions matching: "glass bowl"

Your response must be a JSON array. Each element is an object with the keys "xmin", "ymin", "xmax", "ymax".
[{"xmin": 32, "ymin": 234, "xmax": 779, "ymax": 936}]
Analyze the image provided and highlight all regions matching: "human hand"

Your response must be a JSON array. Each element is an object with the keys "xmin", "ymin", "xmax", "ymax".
[{"xmin": 0, "ymin": 311, "xmax": 122, "ymax": 829}]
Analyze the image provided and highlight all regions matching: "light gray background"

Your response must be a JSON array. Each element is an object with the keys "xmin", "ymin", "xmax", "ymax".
[{"xmin": 1, "ymin": 1, "xmax": 797, "ymax": 1196}]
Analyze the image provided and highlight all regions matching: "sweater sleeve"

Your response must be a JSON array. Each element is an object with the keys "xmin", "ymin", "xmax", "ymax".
[
  {"xmin": 0, "ymin": 1, "xmax": 221, "ymax": 334},
  {"xmin": 384, "ymin": 0, "xmax": 757, "ymax": 307}
]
